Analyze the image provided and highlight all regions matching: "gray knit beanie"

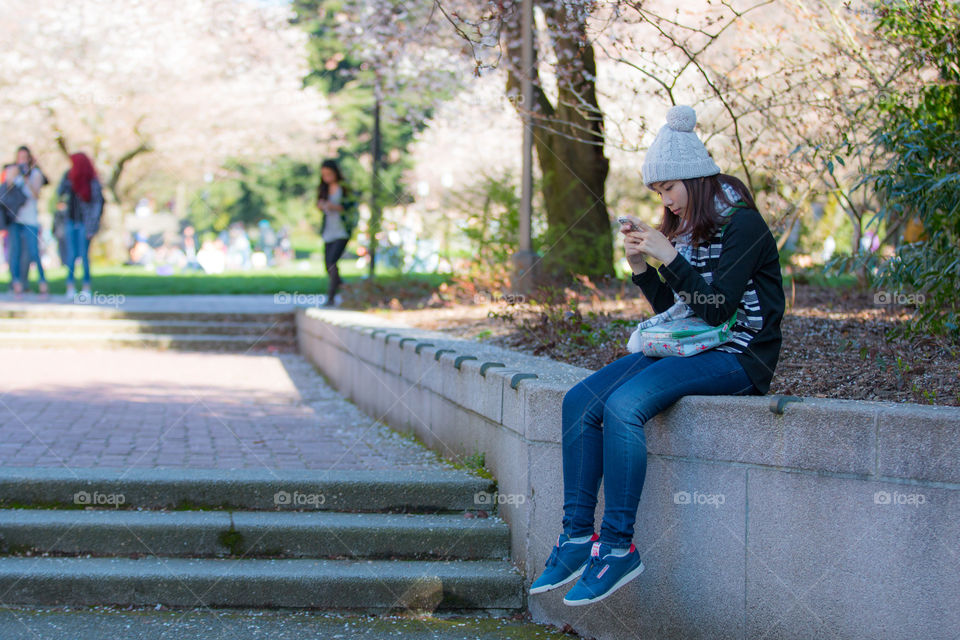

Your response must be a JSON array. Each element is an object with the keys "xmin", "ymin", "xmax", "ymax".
[{"xmin": 641, "ymin": 105, "xmax": 721, "ymax": 187}]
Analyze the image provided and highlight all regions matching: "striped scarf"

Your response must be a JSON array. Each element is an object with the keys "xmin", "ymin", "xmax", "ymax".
[{"xmin": 631, "ymin": 181, "xmax": 740, "ymax": 333}]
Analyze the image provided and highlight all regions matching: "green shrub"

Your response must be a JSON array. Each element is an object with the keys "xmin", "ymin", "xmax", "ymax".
[{"xmin": 863, "ymin": 0, "xmax": 960, "ymax": 340}]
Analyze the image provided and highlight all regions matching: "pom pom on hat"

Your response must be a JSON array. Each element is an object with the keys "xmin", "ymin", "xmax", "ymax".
[
  {"xmin": 665, "ymin": 105, "xmax": 697, "ymax": 132},
  {"xmin": 641, "ymin": 105, "xmax": 721, "ymax": 186}
]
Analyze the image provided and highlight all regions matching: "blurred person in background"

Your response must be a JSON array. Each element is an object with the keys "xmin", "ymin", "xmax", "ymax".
[
  {"xmin": 57, "ymin": 152, "xmax": 104, "ymax": 299},
  {"xmin": 258, "ymin": 219, "xmax": 277, "ymax": 266},
  {"xmin": 52, "ymin": 200, "xmax": 69, "ymax": 267},
  {"xmin": 317, "ymin": 158, "xmax": 357, "ymax": 307},
  {"xmin": 7, "ymin": 145, "xmax": 49, "ymax": 297}
]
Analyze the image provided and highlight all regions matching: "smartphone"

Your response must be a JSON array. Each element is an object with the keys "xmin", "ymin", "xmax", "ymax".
[{"xmin": 617, "ymin": 216, "xmax": 638, "ymax": 231}]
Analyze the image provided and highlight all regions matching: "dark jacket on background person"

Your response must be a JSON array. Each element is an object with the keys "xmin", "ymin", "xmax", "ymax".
[{"xmin": 57, "ymin": 173, "xmax": 104, "ymax": 237}]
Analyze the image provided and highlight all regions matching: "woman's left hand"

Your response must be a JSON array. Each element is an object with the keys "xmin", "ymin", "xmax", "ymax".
[{"xmin": 634, "ymin": 223, "xmax": 678, "ymax": 265}]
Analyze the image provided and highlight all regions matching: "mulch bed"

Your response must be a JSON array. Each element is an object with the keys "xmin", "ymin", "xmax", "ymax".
[{"xmin": 368, "ymin": 282, "xmax": 959, "ymax": 406}]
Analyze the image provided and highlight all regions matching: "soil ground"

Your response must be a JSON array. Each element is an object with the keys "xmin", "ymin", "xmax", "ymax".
[{"xmin": 371, "ymin": 282, "xmax": 959, "ymax": 406}]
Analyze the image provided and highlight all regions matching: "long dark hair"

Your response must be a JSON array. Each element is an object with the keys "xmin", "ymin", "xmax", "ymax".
[
  {"xmin": 68, "ymin": 153, "xmax": 98, "ymax": 202},
  {"xmin": 317, "ymin": 159, "xmax": 345, "ymax": 202},
  {"xmin": 658, "ymin": 173, "xmax": 757, "ymax": 246}
]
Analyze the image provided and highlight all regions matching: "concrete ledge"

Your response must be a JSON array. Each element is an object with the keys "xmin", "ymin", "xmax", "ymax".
[{"xmin": 297, "ymin": 307, "xmax": 960, "ymax": 640}]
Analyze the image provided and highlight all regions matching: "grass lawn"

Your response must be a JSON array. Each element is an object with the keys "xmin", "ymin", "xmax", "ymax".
[
  {"xmin": 17, "ymin": 264, "xmax": 450, "ymax": 297},
  {"xmin": 17, "ymin": 260, "xmax": 852, "ymax": 298}
]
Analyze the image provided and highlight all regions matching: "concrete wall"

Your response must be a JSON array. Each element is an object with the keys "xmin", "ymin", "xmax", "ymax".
[{"xmin": 297, "ymin": 307, "xmax": 960, "ymax": 640}]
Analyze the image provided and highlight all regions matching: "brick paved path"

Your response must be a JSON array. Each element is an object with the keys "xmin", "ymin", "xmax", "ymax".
[{"xmin": 0, "ymin": 349, "xmax": 439, "ymax": 471}]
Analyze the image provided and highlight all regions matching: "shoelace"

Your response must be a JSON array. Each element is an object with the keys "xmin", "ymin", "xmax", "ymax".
[
  {"xmin": 581, "ymin": 554, "xmax": 605, "ymax": 583},
  {"xmin": 580, "ymin": 542, "xmax": 608, "ymax": 583}
]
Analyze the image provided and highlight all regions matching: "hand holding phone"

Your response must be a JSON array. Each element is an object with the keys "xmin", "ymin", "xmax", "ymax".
[
  {"xmin": 617, "ymin": 216, "xmax": 654, "ymax": 233},
  {"xmin": 619, "ymin": 216, "xmax": 649, "ymax": 273}
]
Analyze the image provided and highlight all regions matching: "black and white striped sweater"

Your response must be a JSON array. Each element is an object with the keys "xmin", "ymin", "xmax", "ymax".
[{"xmin": 631, "ymin": 207, "xmax": 785, "ymax": 394}]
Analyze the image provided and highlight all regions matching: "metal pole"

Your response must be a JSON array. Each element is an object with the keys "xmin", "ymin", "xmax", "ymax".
[
  {"xmin": 519, "ymin": 0, "xmax": 533, "ymax": 254},
  {"xmin": 511, "ymin": 0, "xmax": 538, "ymax": 295},
  {"xmin": 369, "ymin": 79, "xmax": 382, "ymax": 280}
]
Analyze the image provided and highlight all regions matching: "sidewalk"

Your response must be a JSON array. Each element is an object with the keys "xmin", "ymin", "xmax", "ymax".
[{"xmin": 0, "ymin": 348, "xmax": 438, "ymax": 471}]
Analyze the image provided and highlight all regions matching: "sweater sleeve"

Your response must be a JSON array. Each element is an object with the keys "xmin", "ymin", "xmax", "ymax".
[
  {"xmin": 631, "ymin": 266, "xmax": 675, "ymax": 314},
  {"xmin": 658, "ymin": 209, "xmax": 770, "ymax": 325}
]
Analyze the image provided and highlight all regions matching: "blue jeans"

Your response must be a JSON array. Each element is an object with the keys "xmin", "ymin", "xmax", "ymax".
[
  {"xmin": 9, "ymin": 223, "xmax": 46, "ymax": 285},
  {"xmin": 561, "ymin": 349, "xmax": 757, "ymax": 547},
  {"xmin": 324, "ymin": 238, "xmax": 348, "ymax": 300},
  {"xmin": 64, "ymin": 220, "xmax": 91, "ymax": 285}
]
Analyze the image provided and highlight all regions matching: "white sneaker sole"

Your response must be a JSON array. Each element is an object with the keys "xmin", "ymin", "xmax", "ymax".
[
  {"xmin": 563, "ymin": 561, "xmax": 645, "ymax": 606},
  {"xmin": 529, "ymin": 561, "xmax": 588, "ymax": 595}
]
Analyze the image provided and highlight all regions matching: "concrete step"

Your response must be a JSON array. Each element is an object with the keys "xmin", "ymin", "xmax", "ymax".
[
  {"xmin": 0, "ymin": 556, "xmax": 523, "ymax": 611},
  {"xmin": 0, "ymin": 510, "xmax": 510, "ymax": 560},
  {"xmin": 0, "ymin": 331, "xmax": 297, "ymax": 351},
  {"xmin": 0, "ymin": 606, "xmax": 569, "ymax": 639},
  {"xmin": 0, "ymin": 467, "xmax": 495, "ymax": 513},
  {"xmin": 0, "ymin": 318, "xmax": 295, "ymax": 337},
  {"xmin": 0, "ymin": 306, "xmax": 295, "ymax": 324}
]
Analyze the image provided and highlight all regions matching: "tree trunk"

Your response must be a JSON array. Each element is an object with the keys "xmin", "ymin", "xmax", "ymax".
[{"xmin": 504, "ymin": 1, "xmax": 614, "ymax": 282}]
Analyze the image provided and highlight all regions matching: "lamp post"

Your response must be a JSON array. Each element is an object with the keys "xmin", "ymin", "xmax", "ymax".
[
  {"xmin": 510, "ymin": 0, "xmax": 539, "ymax": 296},
  {"xmin": 368, "ymin": 75, "xmax": 383, "ymax": 280}
]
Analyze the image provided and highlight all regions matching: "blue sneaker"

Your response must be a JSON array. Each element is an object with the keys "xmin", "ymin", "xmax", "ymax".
[
  {"xmin": 563, "ymin": 541, "xmax": 644, "ymax": 605},
  {"xmin": 529, "ymin": 532, "xmax": 599, "ymax": 594}
]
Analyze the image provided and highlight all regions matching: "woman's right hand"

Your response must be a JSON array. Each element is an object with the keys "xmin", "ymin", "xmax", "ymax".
[{"xmin": 620, "ymin": 216, "xmax": 648, "ymax": 274}]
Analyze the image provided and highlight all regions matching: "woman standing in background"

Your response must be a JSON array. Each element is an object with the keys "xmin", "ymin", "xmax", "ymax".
[
  {"xmin": 8, "ymin": 145, "xmax": 49, "ymax": 297},
  {"xmin": 317, "ymin": 159, "xmax": 353, "ymax": 308},
  {"xmin": 57, "ymin": 153, "xmax": 104, "ymax": 299}
]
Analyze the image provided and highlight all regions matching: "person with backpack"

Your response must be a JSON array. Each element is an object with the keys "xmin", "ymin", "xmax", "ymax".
[
  {"xmin": 528, "ymin": 105, "xmax": 785, "ymax": 605},
  {"xmin": 6, "ymin": 146, "xmax": 49, "ymax": 297},
  {"xmin": 316, "ymin": 158, "xmax": 357, "ymax": 307},
  {"xmin": 57, "ymin": 152, "xmax": 104, "ymax": 299}
]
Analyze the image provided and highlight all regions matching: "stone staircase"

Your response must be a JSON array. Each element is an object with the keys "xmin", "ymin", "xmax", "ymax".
[
  {"xmin": 0, "ymin": 306, "xmax": 296, "ymax": 352},
  {"xmin": 0, "ymin": 467, "xmax": 523, "ymax": 613}
]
